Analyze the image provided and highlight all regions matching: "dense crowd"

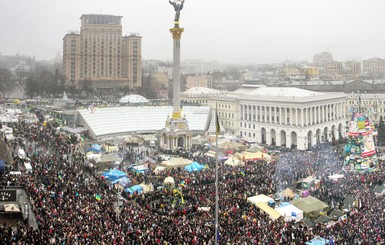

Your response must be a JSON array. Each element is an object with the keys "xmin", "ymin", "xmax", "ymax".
[{"xmin": 0, "ymin": 119, "xmax": 384, "ymax": 244}]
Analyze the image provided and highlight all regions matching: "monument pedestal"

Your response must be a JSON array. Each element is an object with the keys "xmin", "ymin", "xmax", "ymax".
[{"xmin": 161, "ymin": 116, "xmax": 192, "ymax": 150}]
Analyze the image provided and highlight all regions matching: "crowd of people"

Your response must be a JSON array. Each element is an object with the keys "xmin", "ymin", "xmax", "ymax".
[{"xmin": 0, "ymin": 118, "xmax": 384, "ymax": 244}]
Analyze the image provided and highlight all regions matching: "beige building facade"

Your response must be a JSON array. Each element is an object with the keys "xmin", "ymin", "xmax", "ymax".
[
  {"xmin": 239, "ymin": 88, "xmax": 346, "ymax": 150},
  {"xmin": 63, "ymin": 14, "xmax": 142, "ymax": 90},
  {"xmin": 183, "ymin": 74, "xmax": 212, "ymax": 91}
]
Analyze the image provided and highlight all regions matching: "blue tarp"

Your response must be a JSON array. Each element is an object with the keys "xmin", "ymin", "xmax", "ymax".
[
  {"xmin": 185, "ymin": 161, "xmax": 204, "ymax": 172},
  {"xmin": 125, "ymin": 185, "xmax": 143, "ymax": 194},
  {"xmin": 305, "ymin": 237, "xmax": 330, "ymax": 245},
  {"xmin": 87, "ymin": 143, "xmax": 102, "ymax": 153},
  {"xmin": 110, "ymin": 176, "xmax": 131, "ymax": 186},
  {"xmin": 102, "ymin": 169, "xmax": 127, "ymax": 181}
]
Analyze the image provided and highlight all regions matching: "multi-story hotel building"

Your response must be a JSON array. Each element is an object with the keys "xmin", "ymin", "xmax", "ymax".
[{"xmin": 63, "ymin": 14, "xmax": 142, "ymax": 90}]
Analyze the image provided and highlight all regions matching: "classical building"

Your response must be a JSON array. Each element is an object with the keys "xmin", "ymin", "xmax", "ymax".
[
  {"xmin": 239, "ymin": 87, "xmax": 346, "ymax": 150},
  {"xmin": 62, "ymin": 14, "xmax": 142, "ymax": 91}
]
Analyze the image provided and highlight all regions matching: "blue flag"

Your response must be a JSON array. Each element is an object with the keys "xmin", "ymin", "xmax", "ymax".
[{"xmin": 291, "ymin": 212, "xmax": 297, "ymax": 217}]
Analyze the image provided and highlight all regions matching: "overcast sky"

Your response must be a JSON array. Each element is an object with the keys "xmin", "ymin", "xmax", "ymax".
[{"xmin": 1, "ymin": 0, "xmax": 384, "ymax": 64}]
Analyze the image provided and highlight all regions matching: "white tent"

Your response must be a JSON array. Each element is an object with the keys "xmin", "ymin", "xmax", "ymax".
[
  {"xmin": 275, "ymin": 203, "xmax": 304, "ymax": 222},
  {"xmin": 154, "ymin": 166, "xmax": 166, "ymax": 174},
  {"xmin": 224, "ymin": 155, "xmax": 244, "ymax": 167},
  {"xmin": 247, "ymin": 194, "xmax": 274, "ymax": 205},
  {"xmin": 139, "ymin": 183, "xmax": 154, "ymax": 193},
  {"xmin": 86, "ymin": 153, "xmax": 102, "ymax": 161},
  {"xmin": 163, "ymin": 176, "xmax": 175, "ymax": 188},
  {"xmin": 161, "ymin": 157, "xmax": 192, "ymax": 169}
]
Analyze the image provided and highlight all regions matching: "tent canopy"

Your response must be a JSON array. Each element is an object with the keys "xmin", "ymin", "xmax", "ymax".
[
  {"xmin": 217, "ymin": 141, "xmax": 246, "ymax": 151},
  {"xmin": 280, "ymin": 188, "xmax": 295, "ymax": 198},
  {"xmin": 255, "ymin": 202, "xmax": 282, "ymax": 220},
  {"xmin": 275, "ymin": 202, "xmax": 303, "ymax": 222},
  {"xmin": 132, "ymin": 165, "xmax": 149, "ymax": 173},
  {"xmin": 111, "ymin": 176, "xmax": 131, "ymax": 186},
  {"xmin": 125, "ymin": 184, "xmax": 143, "ymax": 194},
  {"xmin": 185, "ymin": 161, "xmax": 204, "ymax": 172},
  {"xmin": 242, "ymin": 151, "xmax": 271, "ymax": 161},
  {"xmin": 97, "ymin": 154, "xmax": 121, "ymax": 163},
  {"xmin": 161, "ymin": 157, "xmax": 192, "ymax": 169},
  {"xmin": 224, "ymin": 155, "xmax": 244, "ymax": 167},
  {"xmin": 247, "ymin": 194, "xmax": 274, "ymax": 205},
  {"xmin": 305, "ymin": 237, "xmax": 330, "ymax": 245},
  {"xmin": 246, "ymin": 144, "xmax": 264, "ymax": 152},
  {"xmin": 291, "ymin": 196, "xmax": 329, "ymax": 217},
  {"xmin": 154, "ymin": 166, "xmax": 166, "ymax": 174},
  {"xmin": 164, "ymin": 176, "xmax": 175, "ymax": 185},
  {"xmin": 102, "ymin": 169, "xmax": 127, "ymax": 181},
  {"xmin": 139, "ymin": 183, "xmax": 154, "ymax": 193},
  {"xmin": 87, "ymin": 143, "xmax": 102, "ymax": 153}
]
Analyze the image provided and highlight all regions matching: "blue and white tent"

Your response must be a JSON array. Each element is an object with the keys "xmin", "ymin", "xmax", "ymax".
[
  {"xmin": 185, "ymin": 161, "xmax": 204, "ymax": 172},
  {"xmin": 87, "ymin": 143, "xmax": 102, "ymax": 153},
  {"xmin": 110, "ymin": 176, "xmax": 131, "ymax": 186},
  {"xmin": 305, "ymin": 237, "xmax": 330, "ymax": 245},
  {"xmin": 102, "ymin": 169, "xmax": 127, "ymax": 181},
  {"xmin": 125, "ymin": 185, "xmax": 143, "ymax": 194}
]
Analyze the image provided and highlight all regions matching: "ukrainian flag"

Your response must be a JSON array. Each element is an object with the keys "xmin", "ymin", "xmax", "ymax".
[
  {"xmin": 240, "ymin": 171, "xmax": 245, "ymax": 176},
  {"xmin": 95, "ymin": 194, "xmax": 101, "ymax": 201}
]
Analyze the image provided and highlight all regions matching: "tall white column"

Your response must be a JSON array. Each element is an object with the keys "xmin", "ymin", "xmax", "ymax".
[
  {"xmin": 274, "ymin": 107, "xmax": 277, "ymax": 124},
  {"xmin": 317, "ymin": 106, "xmax": 320, "ymax": 124},
  {"xmin": 170, "ymin": 27, "xmax": 184, "ymax": 119},
  {"xmin": 284, "ymin": 107, "xmax": 287, "ymax": 125},
  {"xmin": 301, "ymin": 109, "xmax": 304, "ymax": 127},
  {"xmin": 310, "ymin": 107, "xmax": 313, "ymax": 125},
  {"xmin": 264, "ymin": 106, "xmax": 267, "ymax": 123}
]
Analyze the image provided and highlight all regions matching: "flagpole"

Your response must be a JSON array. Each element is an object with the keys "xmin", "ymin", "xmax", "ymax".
[{"xmin": 215, "ymin": 103, "xmax": 219, "ymax": 244}]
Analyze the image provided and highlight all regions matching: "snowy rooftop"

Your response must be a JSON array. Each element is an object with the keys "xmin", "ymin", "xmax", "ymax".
[
  {"xmin": 249, "ymin": 87, "xmax": 324, "ymax": 97},
  {"xmin": 119, "ymin": 94, "xmax": 149, "ymax": 104},
  {"xmin": 182, "ymin": 87, "xmax": 222, "ymax": 96},
  {"xmin": 78, "ymin": 106, "xmax": 210, "ymax": 137}
]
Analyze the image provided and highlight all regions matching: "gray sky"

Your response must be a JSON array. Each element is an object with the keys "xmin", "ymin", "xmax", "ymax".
[{"xmin": 1, "ymin": 0, "xmax": 385, "ymax": 64}]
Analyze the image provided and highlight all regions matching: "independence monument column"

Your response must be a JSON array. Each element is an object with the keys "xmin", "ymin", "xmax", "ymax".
[{"xmin": 161, "ymin": 0, "xmax": 192, "ymax": 150}]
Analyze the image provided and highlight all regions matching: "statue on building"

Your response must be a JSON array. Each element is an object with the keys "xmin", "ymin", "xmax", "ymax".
[{"xmin": 169, "ymin": 0, "xmax": 185, "ymax": 23}]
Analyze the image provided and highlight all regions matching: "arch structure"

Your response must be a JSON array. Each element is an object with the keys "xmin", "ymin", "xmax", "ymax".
[{"xmin": 238, "ymin": 87, "xmax": 346, "ymax": 150}]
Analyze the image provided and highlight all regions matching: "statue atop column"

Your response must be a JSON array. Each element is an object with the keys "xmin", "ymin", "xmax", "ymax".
[{"xmin": 169, "ymin": 0, "xmax": 185, "ymax": 26}]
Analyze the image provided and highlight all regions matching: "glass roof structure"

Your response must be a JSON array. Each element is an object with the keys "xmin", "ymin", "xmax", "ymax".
[{"xmin": 78, "ymin": 106, "xmax": 211, "ymax": 138}]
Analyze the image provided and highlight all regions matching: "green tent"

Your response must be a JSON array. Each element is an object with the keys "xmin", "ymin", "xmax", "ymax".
[{"xmin": 291, "ymin": 196, "xmax": 329, "ymax": 218}]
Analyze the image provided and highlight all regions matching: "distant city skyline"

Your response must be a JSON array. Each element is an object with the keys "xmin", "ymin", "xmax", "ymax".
[{"xmin": 1, "ymin": 0, "xmax": 385, "ymax": 64}]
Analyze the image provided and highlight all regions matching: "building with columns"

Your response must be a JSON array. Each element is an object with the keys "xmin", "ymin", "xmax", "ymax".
[{"xmin": 239, "ymin": 87, "xmax": 346, "ymax": 150}]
